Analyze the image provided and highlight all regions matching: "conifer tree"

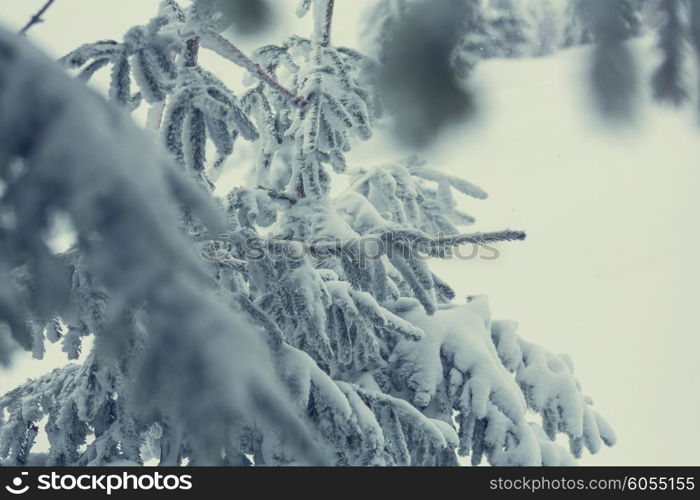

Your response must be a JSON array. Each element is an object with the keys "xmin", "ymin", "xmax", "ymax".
[
  {"xmin": 484, "ymin": 0, "xmax": 534, "ymax": 58},
  {"xmin": 582, "ymin": 0, "xmax": 700, "ymax": 120},
  {"xmin": 0, "ymin": 0, "xmax": 616, "ymax": 466},
  {"xmin": 652, "ymin": 0, "xmax": 691, "ymax": 105},
  {"xmin": 529, "ymin": 0, "xmax": 564, "ymax": 56}
]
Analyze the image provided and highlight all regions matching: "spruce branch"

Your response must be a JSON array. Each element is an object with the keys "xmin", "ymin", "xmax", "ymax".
[
  {"xmin": 18, "ymin": 0, "xmax": 57, "ymax": 35},
  {"xmin": 199, "ymin": 28, "xmax": 308, "ymax": 107},
  {"xmin": 257, "ymin": 185, "xmax": 298, "ymax": 205}
]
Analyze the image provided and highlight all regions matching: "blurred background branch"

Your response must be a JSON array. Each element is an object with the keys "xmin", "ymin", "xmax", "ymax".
[{"xmin": 377, "ymin": 0, "xmax": 478, "ymax": 148}]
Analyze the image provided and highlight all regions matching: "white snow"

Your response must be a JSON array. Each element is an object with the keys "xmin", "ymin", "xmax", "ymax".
[{"xmin": 419, "ymin": 43, "xmax": 700, "ymax": 465}]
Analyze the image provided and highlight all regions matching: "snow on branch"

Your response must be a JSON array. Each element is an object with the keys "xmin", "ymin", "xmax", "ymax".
[
  {"xmin": 490, "ymin": 320, "xmax": 617, "ymax": 458},
  {"xmin": 392, "ymin": 296, "xmax": 613, "ymax": 465},
  {"xmin": 340, "ymin": 158, "xmax": 487, "ymax": 237}
]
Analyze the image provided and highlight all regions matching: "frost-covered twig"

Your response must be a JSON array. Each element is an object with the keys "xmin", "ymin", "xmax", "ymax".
[
  {"xmin": 431, "ymin": 229, "xmax": 526, "ymax": 247},
  {"xmin": 317, "ymin": 0, "xmax": 335, "ymax": 47},
  {"xmin": 199, "ymin": 28, "xmax": 308, "ymax": 107},
  {"xmin": 308, "ymin": 229, "xmax": 527, "ymax": 257},
  {"xmin": 257, "ymin": 185, "xmax": 298, "ymax": 205},
  {"xmin": 18, "ymin": 0, "xmax": 57, "ymax": 35},
  {"xmin": 184, "ymin": 37, "xmax": 200, "ymax": 67}
]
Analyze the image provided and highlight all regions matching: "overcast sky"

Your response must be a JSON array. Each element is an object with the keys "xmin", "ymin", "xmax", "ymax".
[{"xmin": 1, "ymin": 0, "xmax": 699, "ymax": 466}]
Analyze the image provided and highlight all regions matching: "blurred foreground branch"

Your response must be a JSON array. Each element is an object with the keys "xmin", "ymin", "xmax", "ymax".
[{"xmin": 377, "ymin": 0, "xmax": 477, "ymax": 147}]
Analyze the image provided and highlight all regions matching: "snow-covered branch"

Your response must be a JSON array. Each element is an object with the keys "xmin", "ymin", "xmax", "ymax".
[
  {"xmin": 1, "ymin": 1, "xmax": 619, "ymax": 467},
  {"xmin": 0, "ymin": 27, "xmax": 322, "ymax": 465}
]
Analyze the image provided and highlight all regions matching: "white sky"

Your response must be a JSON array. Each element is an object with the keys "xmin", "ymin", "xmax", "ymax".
[{"xmin": 1, "ymin": 0, "xmax": 699, "ymax": 466}]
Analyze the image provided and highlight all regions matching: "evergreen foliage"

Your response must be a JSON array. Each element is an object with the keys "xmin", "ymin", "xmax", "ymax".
[{"xmin": 0, "ymin": 0, "xmax": 623, "ymax": 466}]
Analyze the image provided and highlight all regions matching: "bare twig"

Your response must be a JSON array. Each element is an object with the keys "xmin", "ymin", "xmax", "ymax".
[
  {"xmin": 19, "ymin": 0, "xmax": 57, "ymax": 36},
  {"xmin": 199, "ymin": 29, "xmax": 309, "ymax": 108}
]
